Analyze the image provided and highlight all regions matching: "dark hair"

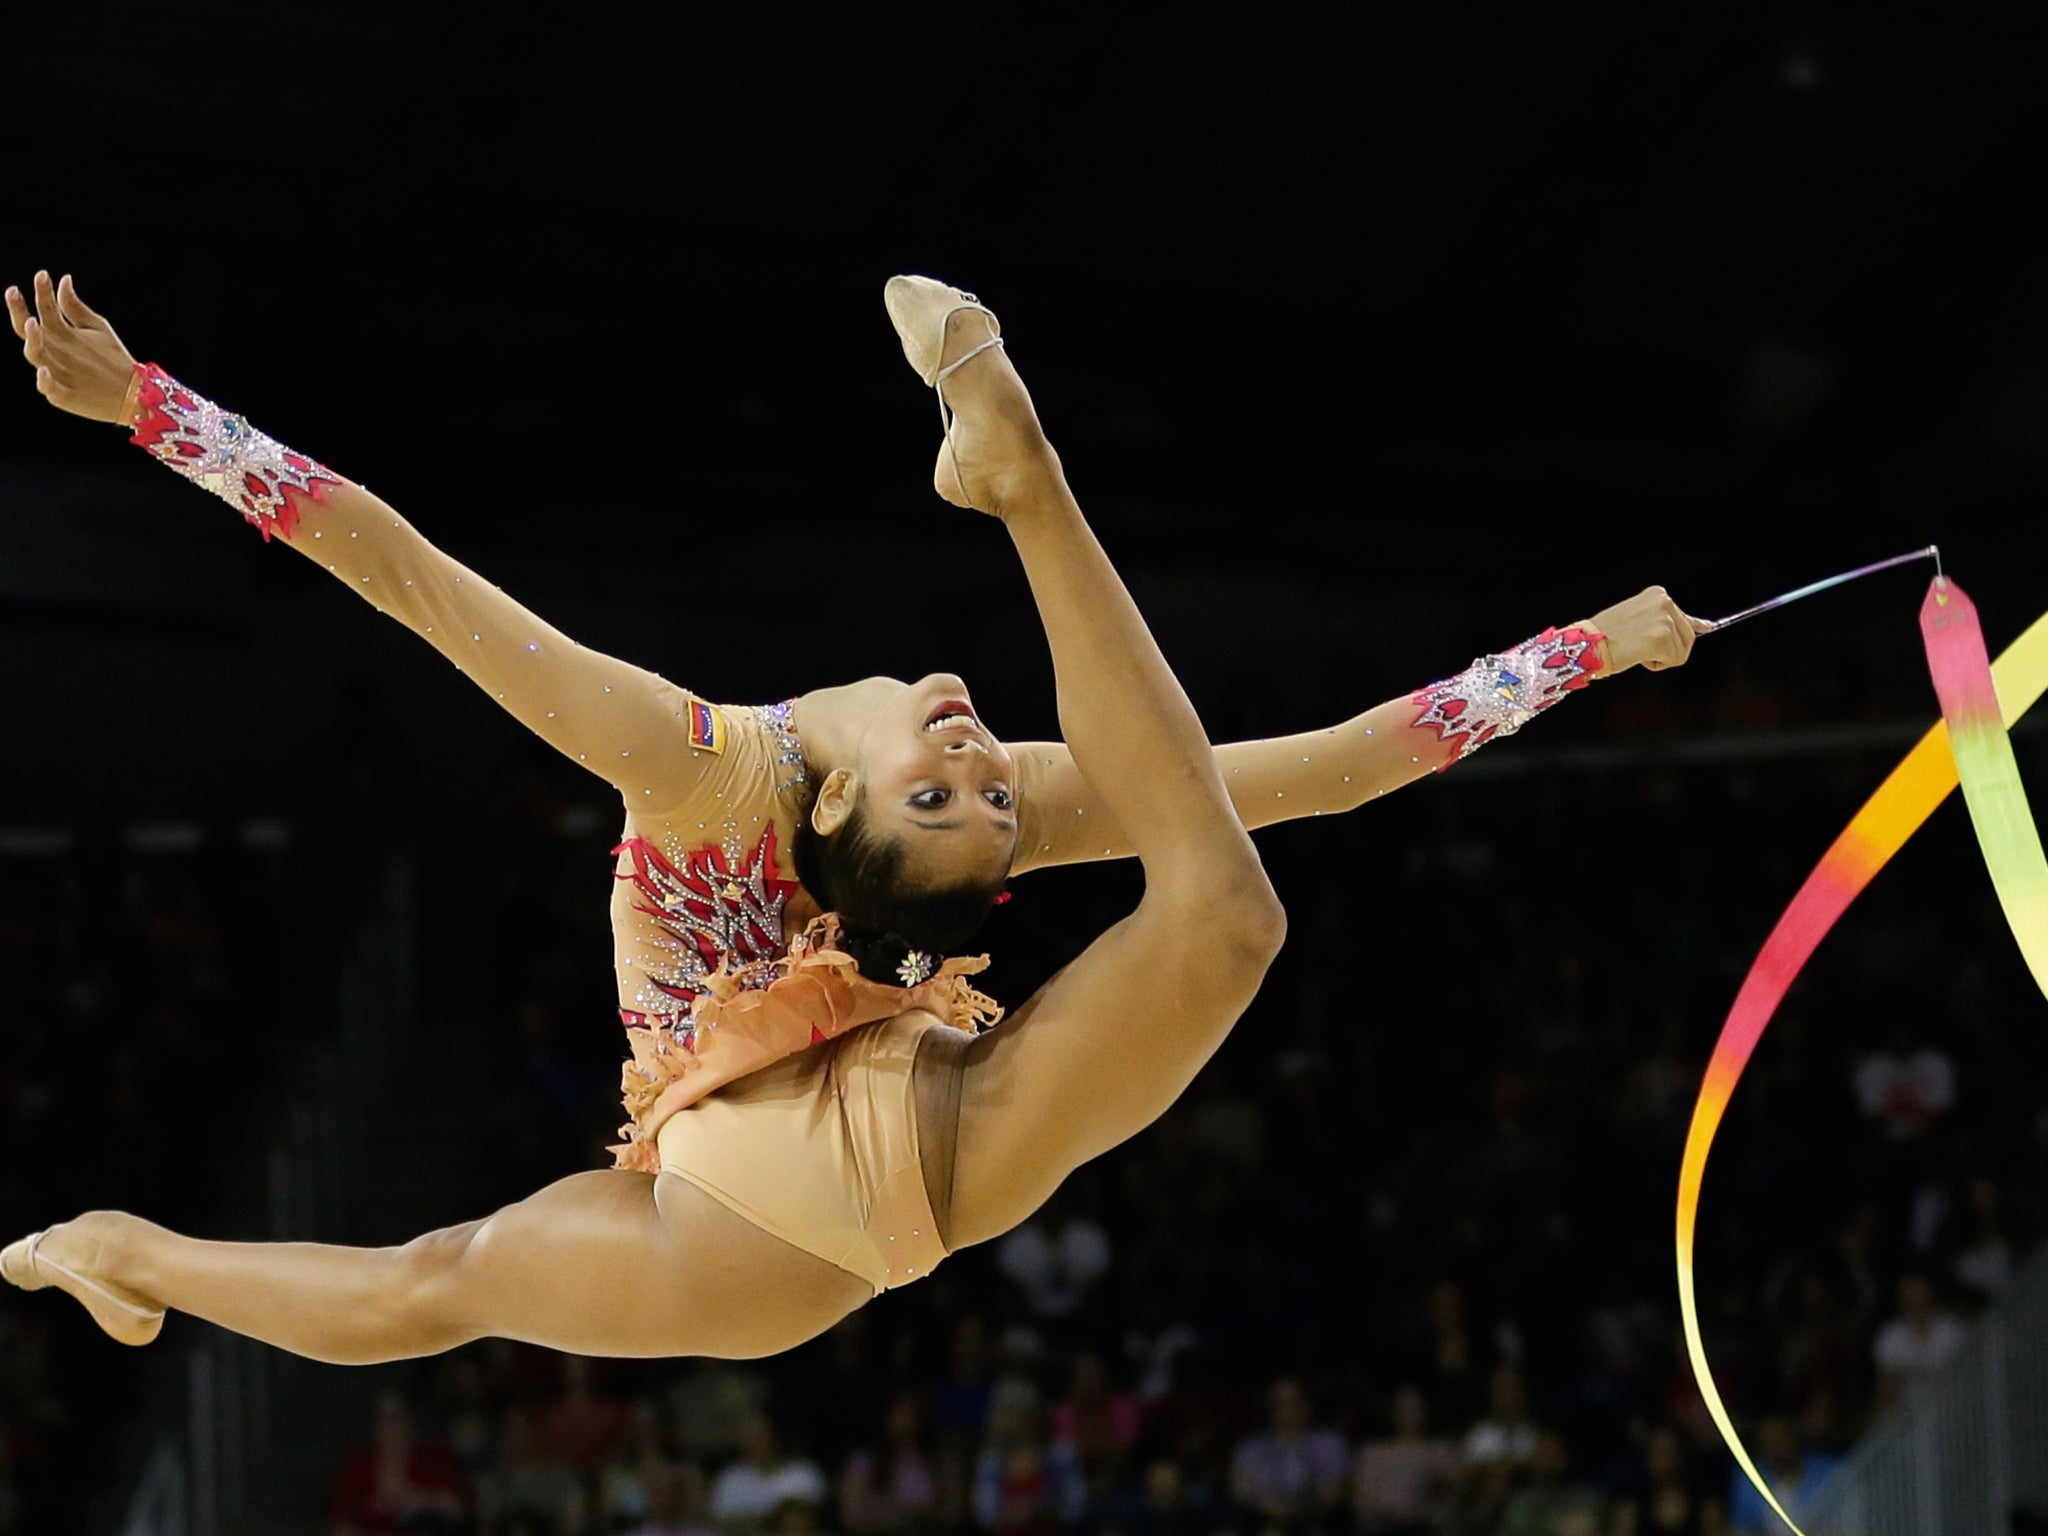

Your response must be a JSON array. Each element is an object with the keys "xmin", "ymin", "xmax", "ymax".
[{"xmin": 790, "ymin": 792, "xmax": 1006, "ymax": 983}]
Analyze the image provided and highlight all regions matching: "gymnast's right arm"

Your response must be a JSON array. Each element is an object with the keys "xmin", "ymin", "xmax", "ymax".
[{"xmin": 9, "ymin": 273, "xmax": 720, "ymax": 819}]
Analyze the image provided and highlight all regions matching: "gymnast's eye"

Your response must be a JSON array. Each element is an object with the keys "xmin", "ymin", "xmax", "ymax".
[
  {"xmin": 911, "ymin": 788, "xmax": 951, "ymax": 810},
  {"xmin": 985, "ymin": 787, "xmax": 1015, "ymax": 812}
]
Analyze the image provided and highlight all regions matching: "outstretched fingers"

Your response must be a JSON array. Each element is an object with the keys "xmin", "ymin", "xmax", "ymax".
[
  {"xmin": 15, "ymin": 273, "xmax": 61, "ymax": 379},
  {"xmin": 56, "ymin": 274, "xmax": 104, "ymax": 330},
  {"xmin": 17, "ymin": 314, "xmax": 65, "ymax": 406},
  {"xmin": 31, "ymin": 270, "xmax": 66, "ymax": 333},
  {"xmin": 8, "ymin": 271, "xmax": 141, "ymax": 423}
]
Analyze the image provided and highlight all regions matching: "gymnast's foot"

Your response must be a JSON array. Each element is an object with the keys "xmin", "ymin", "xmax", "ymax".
[
  {"xmin": 883, "ymin": 276, "xmax": 1058, "ymax": 519},
  {"xmin": 1, "ymin": 1214, "xmax": 165, "ymax": 1346}
]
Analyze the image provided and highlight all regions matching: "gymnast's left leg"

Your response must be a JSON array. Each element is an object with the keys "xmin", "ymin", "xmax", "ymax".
[
  {"xmin": 2, "ymin": 1169, "xmax": 871, "ymax": 1362},
  {"xmin": 880, "ymin": 280, "xmax": 1286, "ymax": 1249}
]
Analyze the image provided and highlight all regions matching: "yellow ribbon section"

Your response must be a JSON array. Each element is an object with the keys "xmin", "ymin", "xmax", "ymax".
[{"xmin": 1679, "ymin": 599, "xmax": 2048, "ymax": 1534}]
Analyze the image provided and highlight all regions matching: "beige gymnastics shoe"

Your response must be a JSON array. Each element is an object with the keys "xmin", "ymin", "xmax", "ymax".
[
  {"xmin": 2, "ymin": 1227, "xmax": 165, "ymax": 1347},
  {"xmin": 883, "ymin": 275, "xmax": 1007, "ymax": 507}
]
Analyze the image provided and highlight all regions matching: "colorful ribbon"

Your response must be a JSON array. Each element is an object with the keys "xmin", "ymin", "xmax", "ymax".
[{"xmin": 1677, "ymin": 580, "xmax": 2048, "ymax": 1534}]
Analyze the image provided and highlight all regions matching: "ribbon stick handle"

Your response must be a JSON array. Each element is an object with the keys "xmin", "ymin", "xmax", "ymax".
[{"xmin": 1704, "ymin": 546, "xmax": 1940, "ymax": 633}]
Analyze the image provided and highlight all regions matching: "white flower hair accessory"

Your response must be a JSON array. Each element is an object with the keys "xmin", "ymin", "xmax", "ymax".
[{"xmin": 896, "ymin": 950, "xmax": 936, "ymax": 986}]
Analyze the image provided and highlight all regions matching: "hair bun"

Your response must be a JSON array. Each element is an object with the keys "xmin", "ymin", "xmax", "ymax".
[
  {"xmin": 837, "ymin": 928, "xmax": 944, "ymax": 987},
  {"xmin": 789, "ymin": 814, "xmax": 1004, "ymax": 983}
]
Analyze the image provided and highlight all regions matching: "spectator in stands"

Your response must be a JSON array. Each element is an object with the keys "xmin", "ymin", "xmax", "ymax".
[
  {"xmin": 1769, "ymin": 1264, "xmax": 1864, "ymax": 1419},
  {"xmin": 1450, "ymin": 1363, "xmax": 1542, "ymax": 1533},
  {"xmin": 1051, "ymin": 1349, "xmax": 1141, "ymax": 1506},
  {"xmin": 1852, "ymin": 1024, "xmax": 1956, "ymax": 1142},
  {"xmin": 1122, "ymin": 1302, "xmax": 1202, "ymax": 1407},
  {"xmin": 1794, "ymin": 1383, "xmax": 1854, "ymax": 1459},
  {"xmin": 1827, "ymin": 1201, "xmax": 1888, "ymax": 1340},
  {"xmin": 934, "ymin": 1314, "xmax": 1000, "ymax": 1523},
  {"xmin": 841, "ymin": 1388, "xmax": 940, "ymax": 1535},
  {"xmin": 708, "ymin": 1411, "xmax": 827, "ymax": 1536},
  {"xmin": 329, "ymin": 1391, "xmax": 472, "ymax": 1536},
  {"xmin": 1872, "ymin": 1270, "xmax": 1967, "ymax": 1405},
  {"xmin": 784, "ymin": 1312, "xmax": 887, "ymax": 1461},
  {"xmin": 1611, "ymin": 1425, "xmax": 1723, "ymax": 1536},
  {"xmin": 1111, "ymin": 1457, "xmax": 1208, "ymax": 1536},
  {"xmin": 621, "ymin": 1459, "xmax": 718, "ymax": 1536},
  {"xmin": 1349, "ymin": 1385, "xmax": 1456, "ymax": 1536},
  {"xmin": 1726, "ymin": 1416, "xmax": 1839, "ymax": 1536},
  {"xmin": 475, "ymin": 1403, "xmax": 584, "ymax": 1531},
  {"xmin": 1410, "ymin": 1280, "xmax": 1489, "ymax": 1430},
  {"xmin": 1940, "ymin": 1172, "xmax": 2020, "ymax": 1304},
  {"xmin": 1461, "ymin": 1364, "xmax": 1540, "ymax": 1471},
  {"xmin": 971, "ymin": 1379, "xmax": 1086, "ymax": 1533},
  {"xmin": 600, "ymin": 1398, "xmax": 686, "ymax": 1531},
  {"xmin": 769, "ymin": 1494, "xmax": 826, "ymax": 1536},
  {"xmin": 668, "ymin": 1361, "xmax": 773, "ymax": 1465},
  {"xmin": 1494, "ymin": 1429, "xmax": 1602, "ymax": 1536},
  {"xmin": 1131, "ymin": 1345, "xmax": 1237, "ymax": 1513},
  {"xmin": 543, "ymin": 1353, "xmax": 629, "ymax": 1477},
  {"xmin": 425, "ymin": 1352, "xmax": 499, "ymax": 1477},
  {"xmin": 1227, "ymin": 1376, "xmax": 1347, "ymax": 1536},
  {"xmin": 994, "ymin": 1195, "xmax": 1113, "ymax": 1324}
]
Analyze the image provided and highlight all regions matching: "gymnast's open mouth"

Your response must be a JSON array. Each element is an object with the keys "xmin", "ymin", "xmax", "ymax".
[{"xmin": 922, "ymin": 700, "xmax": 980, "ymax": 735}]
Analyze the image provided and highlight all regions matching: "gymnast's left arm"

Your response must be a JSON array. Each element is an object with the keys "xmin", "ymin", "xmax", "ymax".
[
  {"xmin": 9, "ymin": 272, "xmax": 731, "ymax": 819},
  {"xmin": 1010, "ymin": 587, "xmax": 1705, "ymax": 872}
]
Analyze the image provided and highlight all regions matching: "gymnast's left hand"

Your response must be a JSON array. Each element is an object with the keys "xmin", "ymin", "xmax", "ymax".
[
  {"xmin": 6, "ymin": 272, "xmax": 139, "ymax": 425},
  {"xmin": 1584, "ymin": 585, "xmax": 1708, "ymax": 675}
]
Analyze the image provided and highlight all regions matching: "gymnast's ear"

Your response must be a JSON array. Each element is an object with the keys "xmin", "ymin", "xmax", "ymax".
[{"xmin": 811, "ymin": 768, "xmax": 857, "ymax": 836}]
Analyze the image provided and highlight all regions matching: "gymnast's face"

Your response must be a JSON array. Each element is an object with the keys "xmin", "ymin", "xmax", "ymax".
[{"xmin": 822, "ymin": 673, "xmax": 1019, "ymax": 885}]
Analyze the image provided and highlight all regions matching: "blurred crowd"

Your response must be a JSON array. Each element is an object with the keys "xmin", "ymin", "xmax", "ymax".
[
  {"xmin": 314, "ymin": 656, "xmax": 2047, "ymax": 1536},
  {"xmin": 3, "ymin": 660, "xmax": 2046, "ymax": 1536}
]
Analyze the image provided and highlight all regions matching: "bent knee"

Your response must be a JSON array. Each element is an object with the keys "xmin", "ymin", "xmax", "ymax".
[
  {"xmin": 1219, "ymin": 893, "xmax": 1286, "ymax": 989},
  {"xmin": 1180, "ymin": 854, "xmax": 1285, "ymax": 937},
  {"xmin": 1232, "ymin": 876, "xmax": 1287, "ymax": 957},
  {"xmin": 1146, "ymin": 869, "xmax": 1287, "ymax": 975}
]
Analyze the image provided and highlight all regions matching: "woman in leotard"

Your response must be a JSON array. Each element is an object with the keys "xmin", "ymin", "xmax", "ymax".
[{"xmin": 1, "ymin": 271, "xmax": 1699, "ymax": 1363}]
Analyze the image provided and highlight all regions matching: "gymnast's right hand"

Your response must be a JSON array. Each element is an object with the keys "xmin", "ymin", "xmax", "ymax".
[
  {"xmin": 1585, "ymin": 585, "xmax": 1707, "ymax": 675},
  {"xmin": 7, "ymin": 272, "xmax": 139, "ymax": 425}
]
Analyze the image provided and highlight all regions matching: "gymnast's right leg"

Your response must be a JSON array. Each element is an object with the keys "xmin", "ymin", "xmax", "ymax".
[{"xmin": 4, "ymin": 1169, "xmax": 871, "ymax": 1362}]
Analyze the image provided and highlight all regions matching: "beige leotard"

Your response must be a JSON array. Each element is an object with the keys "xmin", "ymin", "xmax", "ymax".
[{"xmin": 268, "ymin": 483, "xmax": 991, "ymax": 1289}]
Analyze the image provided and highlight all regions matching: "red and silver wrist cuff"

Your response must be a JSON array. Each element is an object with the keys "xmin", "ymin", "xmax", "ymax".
[
  {"xmin": 128, "ymin": 363, "xmax": 338, "ymax": 542},
  {"xmin": 1411, "ymin": 625, "xmax": 1605, "ymax": 765}
]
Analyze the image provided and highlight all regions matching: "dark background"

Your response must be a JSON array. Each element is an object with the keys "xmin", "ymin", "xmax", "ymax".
[
  {"xmin": 7, "ymin": 6, "xmax": 2048, "ymax": 1532},
  {"xmin": 10, "ymin": 8, "xmax": 2048, "ymax": 825},
  {"xmin": 12, "ymin": 9, "xmax": 2048, "ymax": 665}
]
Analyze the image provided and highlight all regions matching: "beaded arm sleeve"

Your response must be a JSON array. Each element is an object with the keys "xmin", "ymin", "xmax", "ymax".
[
  {"xmin": 1407, "ymin": 624, "xmax": 1605, "ymax": 763},
  {"xmin": 128, "ymin": 363, "xmax": 727, "ymax": 818},
  {"xmin": 1010, "ymin": 624, "xmax": 1605, "ymax": 872}
]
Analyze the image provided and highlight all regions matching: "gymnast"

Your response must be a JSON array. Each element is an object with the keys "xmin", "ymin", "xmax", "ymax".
[{"xmin": 1, "ymin": 270, "xmax": 1700, "ymax": 1361}]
